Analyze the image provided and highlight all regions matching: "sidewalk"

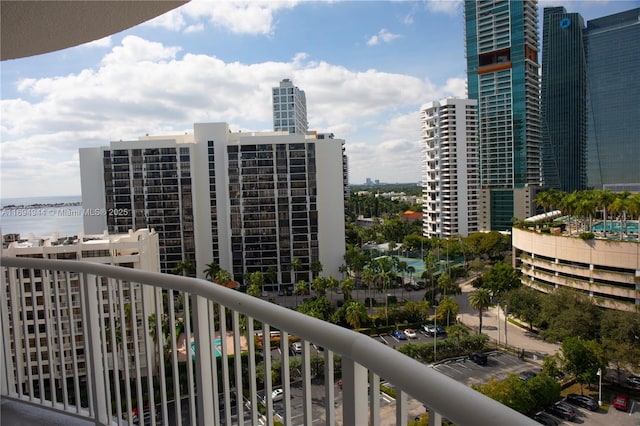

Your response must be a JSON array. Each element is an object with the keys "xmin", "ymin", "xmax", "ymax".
[{"xmin": 454, "ymin": 280, "xmax": 560, "ymax": 363}]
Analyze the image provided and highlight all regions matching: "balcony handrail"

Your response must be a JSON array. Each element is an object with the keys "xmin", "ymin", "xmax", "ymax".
[{"xmin": 1, "ymin": 256, "xmax": 535, "ymax": 425}]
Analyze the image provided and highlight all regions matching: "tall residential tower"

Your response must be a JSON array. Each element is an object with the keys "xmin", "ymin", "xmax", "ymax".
[
  {"xmin": 80, "ymin": 123, "xmax": 346, "ymax": 289},
  {"xmin": 273, "ymin": 79, "xmax": 308, "ymax": 135},
  {"xmin": 465, "ymin": 0, "xmax": 542, "ymax": 230},
  {"xmin": 421, "ymin": 98, "xmax": 479, "ymax": 238}
]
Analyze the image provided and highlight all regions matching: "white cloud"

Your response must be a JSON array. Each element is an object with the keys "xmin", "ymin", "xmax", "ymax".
[
  {"xmin": 1, "ymin": 35, "xmax": 458, "ymax": 196},
  {"xmin": 424, "ymin": 0, "xmax": 462, "ymax": 16},
  {"xmin": 146, "ymin": 0, "xmax": 300, "ymax": 35},
  {"xmin": 82, "ymin": 36, "xmax": 113, "ymax": 49},
  {"xmin": 367, "ymin": 29, "xmax": 401, "ymax": 46}
]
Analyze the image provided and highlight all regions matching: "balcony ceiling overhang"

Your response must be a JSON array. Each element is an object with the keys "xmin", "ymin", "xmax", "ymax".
[{"xmin": 1, "ymin": 0, "xmax": 188, "ymax": 61}]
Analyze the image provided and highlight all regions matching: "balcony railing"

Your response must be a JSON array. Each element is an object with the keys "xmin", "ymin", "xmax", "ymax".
[{"xmin": 1, "ymin": 257, "xmax": 535, "ymax": 425}]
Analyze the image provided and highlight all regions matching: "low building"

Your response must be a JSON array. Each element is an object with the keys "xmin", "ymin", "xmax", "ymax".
[
  {"xmin": 512, "ymin": 226, "xmax": 640, "ymax": 312},
  {"xmin": 2, "ymin": 229, "xmax": 160, "ymax": 388}
]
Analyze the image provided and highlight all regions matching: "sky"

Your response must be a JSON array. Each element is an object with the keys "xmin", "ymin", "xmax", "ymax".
[{"xmin": 1, "ymin": 0, "xmax": 639, "ymax": 198}]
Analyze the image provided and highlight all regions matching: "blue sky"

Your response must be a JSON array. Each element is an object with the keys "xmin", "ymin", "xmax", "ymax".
[{"xmin": 1, "ymin": 0, "xmax": 638, "ymax": 198}]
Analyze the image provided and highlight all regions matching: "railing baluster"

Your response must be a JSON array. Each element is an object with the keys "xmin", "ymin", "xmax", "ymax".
[
  {"xmin": 232, "ymin": 310, "xmax": 244, "ymax": 425},
  {"xmin": 193, "ymin": 294, "xmax": 215, "ymax": 426},
  {"xmin": 18, "ymin": 269, "xmax": 33, "ymax": 400},
  {"xmin": 129, "ymin": 281, "xmax": 144, "ymax": 426},
  {"xmin": 66, "ymin": 271, "xmax": 81, "ymax": 413},
  {"xmin": 341, "ymin": 357, "xmax": 368, "ymax": 425},
  {"xmin": 301, "ymin": 339, "xmax": 312, "ymax": 426},
  {"xmin": 51, "ymin": 270, "xmax": 69, "ymax": 411},
  {"xmin": 245, "ymin": 315, "xmax": 258, "ymax": 425},
  {"xmin": 82, "ymin": 273, "xmax": 109, "ymax": 424},
  {"xmin": 116, "ymin": 278, "xmax": 133, "ymax": 422},
  {"xmin": 140, "ymin": 281, "xmax": 156, "ymax": 426},
  {"xmin": 106, "ymin": 275, "xmax": 123, "ymax": 424},
  {"xmin": 208, "ymin": 299, "xmax": 221, "ymax": 426},
  {"xmin": 156, "ymin": 288, "xmax": 169, "ymax": 426},
  {"xmin": 280, "ymin": 330, "xmax": 292, "ymax": 425},
  {"xmin": 369, "ymin": 372, "xmax": 380, "ymax": 426},
  {"xmin": 96, "ymin": 276, "xmax": 113, "ymax": 421},
  {"xmin": 396, "ymin": 388, "xmax": 408, "ymax": 426},
  {"xmin": 219, "ymin": 303, "xmax": 232, "ymax": 426},
  {"xmin": 183, "ymin": 292, "xmax": 197, "ymax": 425},
  {"xmin": 262, "ymin": 323, "xmax": 274, "ymax": 426},
  {"xmin": 323, "ymin": 349, "xmax": 335, "ymax": 426},
  {"xmin": 41, "ymin": 268, "xmax": 56, "ymax": 407},
  {"xmin": 167, "ymin": 289, "xmax": 181, "ymax": 426}
]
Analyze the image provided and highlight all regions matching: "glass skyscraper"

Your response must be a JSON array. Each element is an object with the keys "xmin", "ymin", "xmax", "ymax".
[
  {"xmin": 584, "ymin": 9, "xmax": 640, "ymax": 191},
  {"xmin": 541, "ymin": 7, "xmax": 587, "ymax": 193},
  {"xmin": 465, "ymin": 0, "xmax": 541, "ymax": 230}
]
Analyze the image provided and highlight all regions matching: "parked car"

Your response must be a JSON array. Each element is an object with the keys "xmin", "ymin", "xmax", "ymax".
[
  {"xmin": 532, "ymin": 411, "xmax": 559, "ymax": 426},
  {"xmin": 470, "ymin": 352, "xmax": 488, "ymax": 366},
  {"xmin": 271, "ymin": 388, "xmax": 284, "ymax": 402},
  {"xmin": 626, "ymin": 375, "xmax": 640, "ymax": 388},
  {"xmin": 612, "ymin": 393, "xmax": 629, "ymax": 412},
  {"xmin": 404, "ymin": 328, "xmax": 417, "ymax": 339},
  {"xmin": 545, "ymin": 401, "xmax": 576, "ymax": 421},
  {"xmin": 518, "ymin": 370, "xmax": 538, "ymax": 382},
  {"xmin": 421, "ymin": 324, "xmax": 445, "ymax": 336},
  {"xmin": 565, "ymin": 393, "xmax": 598, "ymax": 411},
  {"xmin": 391, "ymin": 329, "xmax": 407, "ymax": 340},
  {"xmin": 290, "ymin": 341, "xmax": 303, "ymax": 354}
]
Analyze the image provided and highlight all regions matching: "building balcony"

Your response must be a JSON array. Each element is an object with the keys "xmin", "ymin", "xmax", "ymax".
[{"xmin": 1, "ymin": 257, "xmax": 534, "ymax": 425}]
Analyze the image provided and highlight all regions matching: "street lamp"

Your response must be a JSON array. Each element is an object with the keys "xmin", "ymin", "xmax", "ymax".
[
  {"xmin": 597, "ymin": 368, "xmax": 602, "ymax": 406},
  {"xmin": 504, "ymin": 304, "xmax": 508, "ymax": 347},
  {"xmin": 433, "ymin": 307, "xmax": 437, "ymax": 362}
]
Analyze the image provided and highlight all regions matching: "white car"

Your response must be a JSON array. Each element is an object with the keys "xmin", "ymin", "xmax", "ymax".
[
  {"xmin": 291, "ymin": 341, "xmax": 303, "ymax": 354},
  {"xmin": 404, "ymin": 328, "xmax": 417, "ymax": 339},
  {"xmin": 271, "ymin": 389, "xmax": 284, "ymax": 402}
]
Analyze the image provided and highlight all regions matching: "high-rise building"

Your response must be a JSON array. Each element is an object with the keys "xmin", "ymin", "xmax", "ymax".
[
  {"xmin": 541, "ymin": 7, "xmax": 587, "ymax": 193},
  {"xmin": 79, "ymin": 135, "xmax": 196, "ymax": 275},
  {"xmin": 584, "ymin": 8, "xmax": 640, "ymax": 191},
  {"xmin": 2, "ymin": 229, "xmax": 160, "ymax": 384},
  {"xmin": 465, "ymin": 0, "xmax": 542, "ymax": 231},
  {"xmin": 80, "ymin": 123, "xmax": 346, "ymax": 289},
  {"xmin": 541, "ymin": 7, "xmax": 640, "ymax": 193},
  {"xmin": 273, "ymin": 79, "xmax": 308, "ymax": 135},
  {"xmin": 421, "ymin": 98, "xmax": 479, "ymax": 238}
]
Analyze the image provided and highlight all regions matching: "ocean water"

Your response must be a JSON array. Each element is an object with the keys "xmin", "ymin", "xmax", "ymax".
[{"xmin": 0, "ymin": 195, "xmax": 84, "ymax": 237}]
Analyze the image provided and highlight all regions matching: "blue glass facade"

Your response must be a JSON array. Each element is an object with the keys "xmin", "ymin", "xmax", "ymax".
[
  {"xmin": 541, "ymin": 7, "xmax": 587, "ymax": 192},
  {"xmin": 584, "ymin": 9, "xmax": 640, "ymax": 190},
  {"xmin": 465, "ymin": 0, "xmax": 541, "ymax": 231}
]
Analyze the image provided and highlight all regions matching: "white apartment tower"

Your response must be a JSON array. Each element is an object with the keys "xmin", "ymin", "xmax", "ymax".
[
  {"xmin": 273, "ymin": 79, "xmax": 308, "ymax": 135},
  {"xmin": 421, "ymin": 98, "xmax": 479, "ymax": 238},
  {"xmin": 80, "ymin": 123, "xmax": 346, "ymax": 290}
]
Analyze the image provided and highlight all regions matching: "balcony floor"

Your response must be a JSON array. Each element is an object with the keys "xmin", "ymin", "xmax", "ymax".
[{"xmin": 1, "ymin": 399, "xmax": 94, "ymax": 426}]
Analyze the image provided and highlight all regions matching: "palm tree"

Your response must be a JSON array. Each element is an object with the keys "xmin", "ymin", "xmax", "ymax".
[
  {"xmin": 294, "ymin": 280, "xmax": 308, "ymax": 307},
  {"xmin": 437, "ymin": 296, "xmax": 459, "ymax": 327},
  {"xmin": 174, "ymin": 259, "xmax": 194, "ymax": 277},
  {"xmin": 361, "ymin": 268, "xmax": 376, "ymax": 309},
  {"xmin": 203, "ymin": 262, "xmax": 220, "ymax": 281},
  {"xmin": 593, "ymin": 189, "xmax": 616, "ymax": 238},
  {"xmin": 247, "ymin": 271, "xmax": 264, "ymax": 297},
  {"xmin": 340, "ymin": 277, "xmax": 354, "ymax": 301},
  {"xmin": 344, "ymin": 300, "xmax": 367, "ymax": 330},
  {"xmin": 627, "ymin": 193, "xmax": 640, "ymax": 242},
  {"xmin": 310, "ymin": 260, "xmax": 323, "ymax": 279},
  {"xmin": 326, "ymin": 276, "xmax": 339, "ymax": 301},
  {"xmin": 291, "ymin": 257, "xmax": 302, "ymax": 283},
  {"xmin": 468, "ymin": 288, "xmax": 492, "ymax": 334}
]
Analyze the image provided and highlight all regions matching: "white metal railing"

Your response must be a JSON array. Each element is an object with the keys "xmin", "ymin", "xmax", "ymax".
[{"xmin": 1, "ymin": 257, "xmax": 536, "ymax": 426}]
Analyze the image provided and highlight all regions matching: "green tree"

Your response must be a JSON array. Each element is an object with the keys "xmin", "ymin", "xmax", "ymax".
[
  {"xmin": 310, "ymin": 260, "xmax": 323, "ymax": 279},
  {"xmin": 561, "ymin": 337, "xmax": 607, "ymax": 394},
  {"xmin": 501, "ymin": 286, "xmax": 540, "ymax": 331},
  {"xmin": 214, "ymin": 269, "xmax": 233, "ymax": 287},
  {"xmin": 174, "ymin": 259, "xmax": 194, "ymax": 277},
  {"xmin": 539, "ymin": 288, "xmax": 601, "ymax": 342},
  {"xmin": 247, "ymin": 271, "xmax": 264, "ymax": 297},
  {"xmin": 437, "ymin": 273, "xmax": 460, "ymax": 298},
  {"xmin": 481, "ymin": 261, "xmax": 519, "ymax": 299},
  {"xmin": 203, "ymin": 261, "xmax": 220, "ymax": 281},
  {"xmin": 469, "ymin": 288, "xmax": 492, "ymax": 334},
  {"xmin": 436, "ymin": 296, "xmax": 459, "ymax": 327},
  {"xmin": 296, "ymin": 296, "xmax": 333, "ymax": 321},
  {"xmin": 344, "ymin": 300, "xmax": 368, "ymax": 330},
  {"xmin": 340, "ymin": 277, "xmax": 354, "ymax": 301}
]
